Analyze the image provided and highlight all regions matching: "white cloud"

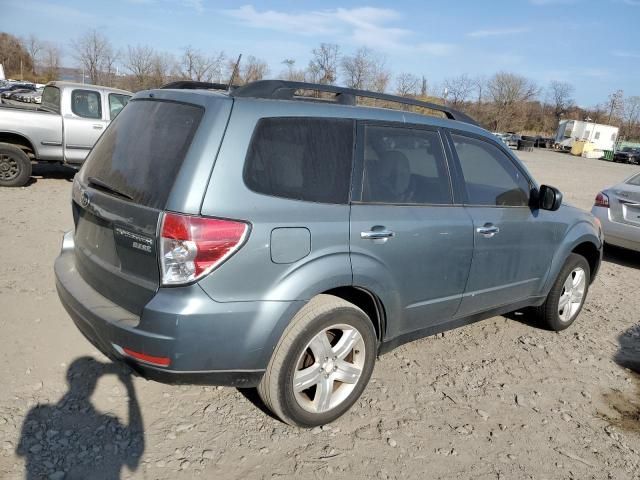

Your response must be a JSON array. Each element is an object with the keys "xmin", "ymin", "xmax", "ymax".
[
  {"xmin": 613, "ymin": 50, "xmax": 640, "ymax": 58},
  {"xmin": 222, "ymin": 5, "xmax": 454, "ymax": 56},
  {"xmin": 467, "ymin": 27, "xmax": 530, "ymax": 38}
]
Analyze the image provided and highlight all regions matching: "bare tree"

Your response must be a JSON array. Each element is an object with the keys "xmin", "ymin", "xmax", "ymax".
[
  {"xmin": 280, "ymin": 59, "xmax": 305, "ymax": 81},
  {"xmin": 622, "ymin": 96, "xmax": 640, "ymax": 138},
  {"xmin": 420, "ymin": 76, "xmax": 428, "ymax": 97},
  {"xmin": 41, "ymin": 43, "xmax": 61, "ymax": 82},
  {"xmin": 487, "ymin": 72, "xmax": 538, "ymax": 130},
  {"xmin": 341, "ymin": 47, "xmax": 389, "ymax": 92},
  {"xmin": 241, "ymin": 55, "xmax": 269, "ymax": 84},
  {"xmin": 395, "ymin": 72, "xmax": 420, "ymax": 97},
  {"xmin": 181, "ymin": 46, "xmax": 225, "ymax": 83},
  {"xmin": 606, "ymin": 89, "xmax": 624, "ymax": 124},
  {"xmin": 71, "ymin": 30, "xmax": 115, "ymax": 84},
  {"xmin": 547, "ymin": 80, "xmax": 575, "ymax": 122},
  {"xmin": 150, "ymin": 52, "xmax": 176, "ymax": 87},
  {"xmin": 488, "ymin": 72, "xmax": 538, "ymax": 106},
  {"xmin": 0, "ymin": 33, "xmax": 34, "ymax": 79},
  {"xmin": 24, "ymin": 34, "xmax": 43, "ymax": 73},
  {"xmin": 124, "ymin": 45, "xmax": 155, "ymax": 90},
  {"xmin": 443, "ymin": 74, "xmax": 475, "ymax": 106},
  {"xmin": 307, "ymin": 43, "xmax": 339, "ymax": 84}
]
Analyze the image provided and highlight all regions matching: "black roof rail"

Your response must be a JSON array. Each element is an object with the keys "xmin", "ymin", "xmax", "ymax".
[
  {"xmin": 161, "ymin": 81, "xmax": 234, "ymax": 91},
  {"xmin": 230, "ymin": 80, "xmax": 478, "ymax": 125}
]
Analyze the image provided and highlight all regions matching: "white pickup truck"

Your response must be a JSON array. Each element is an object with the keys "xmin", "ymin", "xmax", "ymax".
[{"xmin": 0, "ymin": 81, "xmax": 132, "ymax": 187}]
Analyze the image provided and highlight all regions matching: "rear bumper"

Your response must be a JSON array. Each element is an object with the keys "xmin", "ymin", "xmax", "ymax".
[
  {"xmin": 55, "ymin": 231, "xmax": 303, "ymax": 386},
  {"xmin": 592, "ymin": 206, "xmax": 640, "ymax": 252}
]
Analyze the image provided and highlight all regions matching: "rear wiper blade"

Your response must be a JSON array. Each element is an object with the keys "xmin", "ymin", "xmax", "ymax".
[{"xmin": 87, "ymin": 176, "xmax": 133, "ymax": 201}]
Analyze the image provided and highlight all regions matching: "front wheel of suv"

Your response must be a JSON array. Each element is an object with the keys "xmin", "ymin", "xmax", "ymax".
[
  {"xmin": 257, "ymin": 294, "xmax": 377, "ymax": 427},
  {"xmin": 536, "ymin": 253, "xmax": 590, "ymax": 331}
]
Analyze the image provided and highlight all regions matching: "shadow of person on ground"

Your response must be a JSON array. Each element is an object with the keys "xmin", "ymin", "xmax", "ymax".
[{"xmin": 16, "ymin": 357, "xmax": 144, "ymax": 480}]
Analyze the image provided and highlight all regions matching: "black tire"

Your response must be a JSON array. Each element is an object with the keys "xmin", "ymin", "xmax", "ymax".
[
  {"xmin": 0, "ymin": 143, "xmax": 32, "ymax": 187},
  {"xmin": 257, "ymin": 294, "xmax": 377, "ymax": 427},
  {"xmin": 535, "ymin": 253, "xmax": 590, "ymax": 331}
]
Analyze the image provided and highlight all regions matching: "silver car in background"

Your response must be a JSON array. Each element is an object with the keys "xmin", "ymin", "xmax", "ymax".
[{"xmin": 592, "ymin": 172, "xmax": 640, "ymax": 252}]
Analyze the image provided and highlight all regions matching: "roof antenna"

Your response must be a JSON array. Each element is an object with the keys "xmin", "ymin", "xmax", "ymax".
[{"xmin": 228, "ymin": 54, "xmax": 242, "ymax": 91}]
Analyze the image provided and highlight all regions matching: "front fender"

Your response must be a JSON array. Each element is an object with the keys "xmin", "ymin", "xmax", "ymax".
[{"xmin": 542, "ymin": 220, "xmax": 601, "ymax": 295}]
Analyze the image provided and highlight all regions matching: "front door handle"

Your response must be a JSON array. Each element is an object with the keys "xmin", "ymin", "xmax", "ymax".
[
  {"xmin": 476, "ymin": 224, "xmax": 500, "ymax": 237},
  {"xmin": 361, "ymin": 230, "xmax": 396, "ymax": 240},
  {"xmin": 92, "ymin": 124, "xmax": 104, "ymax": 130}
]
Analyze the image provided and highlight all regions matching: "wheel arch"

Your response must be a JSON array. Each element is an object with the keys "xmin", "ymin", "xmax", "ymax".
[
  {"xmin": 0, "ymin": 132, "xmax": 37, "ymax": 158},
  {"xmin": 543, "ymin": 222, "xmax": 601, "ymax": 295}
]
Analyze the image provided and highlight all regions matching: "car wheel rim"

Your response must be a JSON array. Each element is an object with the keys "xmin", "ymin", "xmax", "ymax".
[
  {"xmin": 558, "ymin": 267, "xmax": 586, "ymax": 323},
  {"xmin": 0, "ymin": 154, "xmax": 19, "ymax": 181},
  {"xmin": 292, "ymin": 323, "xmax": 366, "ymax": 414}
]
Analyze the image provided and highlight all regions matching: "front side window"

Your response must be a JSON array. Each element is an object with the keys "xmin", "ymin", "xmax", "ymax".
[
  {"xmin": 361, "ymin": 125, "xmax": 451, "ymax": 205},
  {"xmin": 451, "ymin": 133, "xmax": 530, "ymax": 207},
  {"xmin": 109, "ymin": 93, "xmax": 131, "ymax": 119},
  {"xmin": 244, "ymin": 117, "xmax": 354, "ymax": 204},
  {"xmin": 71, "ymin": 89, "xmax": 101, "ymax": 119}
]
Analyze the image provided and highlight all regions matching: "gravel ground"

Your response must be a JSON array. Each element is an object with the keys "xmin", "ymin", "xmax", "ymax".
[{"xmin": 0, "ymin": 151, "xmax": 639, "ymax": 480}]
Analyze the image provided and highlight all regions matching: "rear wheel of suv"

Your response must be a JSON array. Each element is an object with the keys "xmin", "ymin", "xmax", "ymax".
[
  {"xmin": 0, "ymin": 143, "xmax": 32, "ymax": 187},
  {"xmin": 258, "ymin": 294, "xmax": 377, "ymax": 427},
  {"xmin": 536, "ymin": 253, "xmax": 590, "ymax": 331}
]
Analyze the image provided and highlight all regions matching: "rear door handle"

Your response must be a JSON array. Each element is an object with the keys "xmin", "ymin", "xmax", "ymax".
[
  {"xmin": 361, "ymin": 230, "xmax": 395, "ymax": 240},
  {"xmin": 476, "ymin": 224, "xmax": 500, "ymax": 237},
  {"xmin": 92, "ymin": 124, "xmax": 104, "ymax": 130}
]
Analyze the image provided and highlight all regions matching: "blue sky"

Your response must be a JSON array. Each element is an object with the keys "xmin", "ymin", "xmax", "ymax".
[{"xmin": 2, "ymin": 0, "xmax": 640, "ymax": 105}]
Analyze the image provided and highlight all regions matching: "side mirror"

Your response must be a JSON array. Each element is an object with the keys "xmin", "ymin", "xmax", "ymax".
[{"xmin": 538, "ymin": 184, "xmax": 563, "ymax": 211}]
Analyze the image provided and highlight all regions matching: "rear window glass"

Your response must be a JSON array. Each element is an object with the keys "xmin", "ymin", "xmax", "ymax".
[
  {"xmin": 627, "ymin": 173, "xmax": 640, "ymax": 186},
  {"xmin": 244, "ymin": 117, "xmax": 354, "ymax": 204},
  {"xmin": 80, "ymin": 99, "xmax": 203, "ymax": 209}
]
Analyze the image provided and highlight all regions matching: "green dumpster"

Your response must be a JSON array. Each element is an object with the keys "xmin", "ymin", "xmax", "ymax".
[{"xmin": 603, "ymin": 150, "xmax": 613, "ymax": 161}]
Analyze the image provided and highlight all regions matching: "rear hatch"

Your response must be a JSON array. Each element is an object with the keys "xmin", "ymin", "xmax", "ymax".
[
  {"xmin": 608, "ymin": 174, "xmax": 640, "ymax": 228},
  {"xmin": 72, "ymin": 96, "xmax": 219, "ymax": 315}
]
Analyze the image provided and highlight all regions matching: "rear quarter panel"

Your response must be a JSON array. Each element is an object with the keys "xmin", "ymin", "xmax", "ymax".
[{"xmin": 0, "ymin": 106, "xmax": 62, "ymax": 159}]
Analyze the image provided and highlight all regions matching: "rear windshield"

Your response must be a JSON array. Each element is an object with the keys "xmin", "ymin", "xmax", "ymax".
[
  {"xmin": 627, "ymin": 173, "xmax": 640, "ymax": 186},
  {"xmin": 80, "ymin": 99, "xmax": 204, "ymax": 209}
]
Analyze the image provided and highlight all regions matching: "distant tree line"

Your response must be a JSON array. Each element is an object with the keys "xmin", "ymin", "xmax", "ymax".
[{"xmin": 2, "ymin": 30, "xmax": 639, "ymax": 140}]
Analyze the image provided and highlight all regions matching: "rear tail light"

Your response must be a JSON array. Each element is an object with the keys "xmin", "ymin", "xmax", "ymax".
[
  {"xmin": 594, "ymin": 192, "xmax": 609, "ymax": 208},
  {"xmin": 160, "ymin": 212, "xmax": 249, "ymax": 285}
]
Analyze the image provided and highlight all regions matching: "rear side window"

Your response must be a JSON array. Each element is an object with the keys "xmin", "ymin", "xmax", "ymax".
[
  {"xmin": 451, "ymin": 133, "xmax": 531, "ymax": 207},
  {"xmin": 109, "ymin": 93, "xmax": 130, "ymax": 119},
  {"xmin": 81, "ymin": 99, "xmax": 204, "ymax": 209},
  {"xmin": 41, "ymin": 86, "xmax": 60, "ymax": 113},
  {"xmin": 71, "ymin": 89, "xmax": 102, "ymax": 119},
  {"xmin": 361, "ymin": 125, "xmax": 451, "ymax": 205},
  {"xmin": 244, "ymin": 118, "xmax": 354, "ymax": 204}
]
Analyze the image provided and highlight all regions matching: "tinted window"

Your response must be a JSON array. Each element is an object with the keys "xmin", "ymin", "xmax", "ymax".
[
  {"xmin": 41, "ymin": 86, "xmax": 60, "ymax": 114},
  {"xmin": 81, "ymin": 99, "xmax": 204, "ymax": 209},
  {"xmin": 71, "ymin": 89, "xmax": 102, "ymax": 119},
  {"xmin": 109, "ymin": 93, "xmax": 130, "ymax": 119},
  {"xmin": 361, "ymin": 126, "xmax": 451, "ymax": 204},
  {"xmin": 452, "ymin": 133, "xmax": 530, "ymax": 207},
  {"xmin": 244, "ymin": 118, "xmax": 354, "ymax": 204}
]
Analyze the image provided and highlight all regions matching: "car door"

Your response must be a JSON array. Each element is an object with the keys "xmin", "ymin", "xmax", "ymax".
[
  {"xmin": 349, "ymin": 123, "xmax": 474, "ymax": 339},
  {"xmin": 447, "ymin": 130, "xmax": 561, "ymax": 317},
  {"xmin": 63, "ymin": 88, "xmax": 107, "ymax": 164}
]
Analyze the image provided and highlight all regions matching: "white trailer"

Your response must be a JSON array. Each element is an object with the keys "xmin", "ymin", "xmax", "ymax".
[{"xmin": 555, "ymin": 120, "xmax": 619, "ymax": 151}]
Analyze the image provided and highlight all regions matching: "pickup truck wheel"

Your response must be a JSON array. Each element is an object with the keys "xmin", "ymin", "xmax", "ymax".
[
  {"xmin": 0, "ymin": 144, "xmax": 32, "ymax": 187},
  {"xmin": 536, "ymin": 253, "xmax": 590, "ymax": 331},
  {"xmin": 257, "ymin": 294, "xmax": 376, "ymax": 427}
]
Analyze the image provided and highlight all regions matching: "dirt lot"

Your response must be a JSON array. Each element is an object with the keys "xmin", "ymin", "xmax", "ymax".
[{"xmin": 1, "ymin": 151, "xmax": 639, "ymax": 480}]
